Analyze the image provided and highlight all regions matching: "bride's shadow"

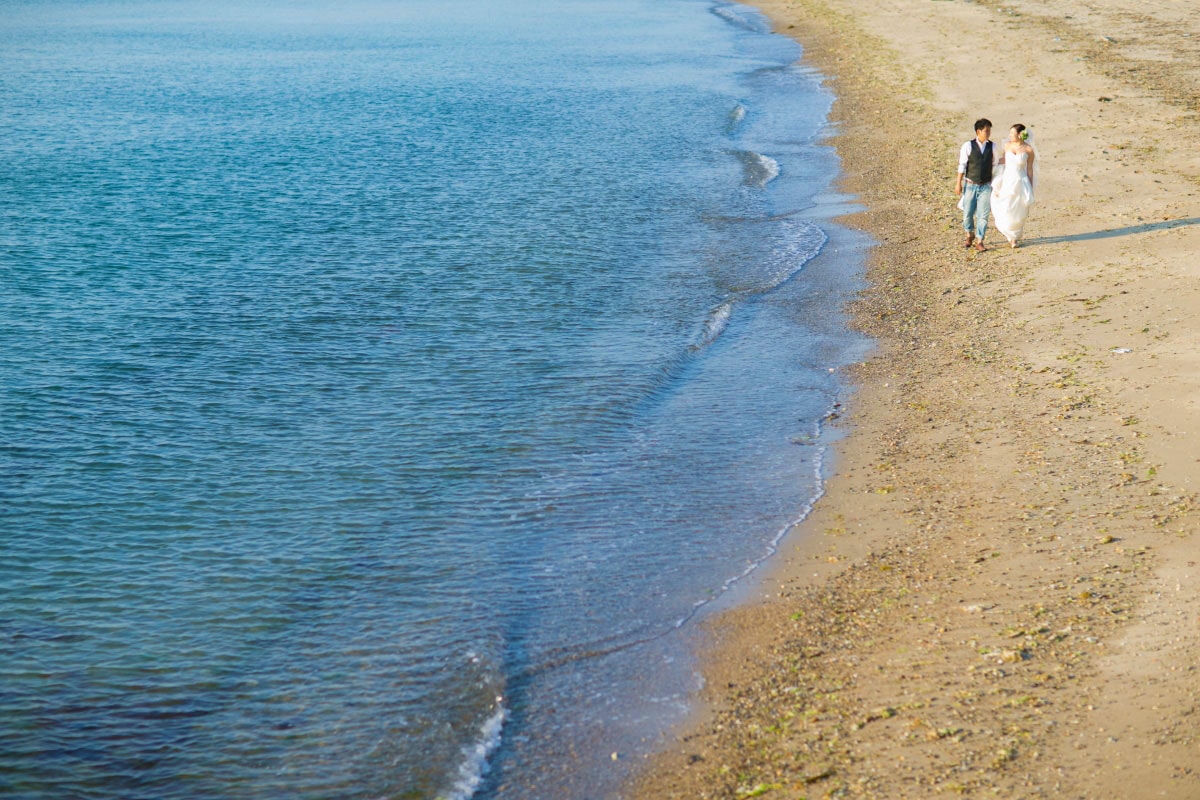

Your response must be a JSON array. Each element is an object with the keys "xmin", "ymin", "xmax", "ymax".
[{"xmin": 1020, "ymin": 216, "xmax": 1200, "ymax": 247}]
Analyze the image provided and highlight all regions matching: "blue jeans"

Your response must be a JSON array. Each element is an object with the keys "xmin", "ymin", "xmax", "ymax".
[{"xmin": 961, "ymin": 182, "xmax": 991, "ymax": 240}]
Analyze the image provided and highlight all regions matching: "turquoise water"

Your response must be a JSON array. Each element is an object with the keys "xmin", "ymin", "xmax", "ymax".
[{"xmin": 0, "ymin": 1, "xmax": 866, "ymax": 797}]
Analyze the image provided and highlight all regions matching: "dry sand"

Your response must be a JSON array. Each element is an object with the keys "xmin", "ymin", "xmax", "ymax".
[{"xmin": 631, "ymin": 0, "xmax": 1200, "ymax": 797}]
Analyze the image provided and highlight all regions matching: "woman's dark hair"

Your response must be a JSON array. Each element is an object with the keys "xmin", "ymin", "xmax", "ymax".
[
  {"xmin": 1011, "ymin": 123, "xmax": 1026, "ymax": 135},
  {"xmin": 974, "ymin": 118, "xmax": 992, "ymax": 132}
]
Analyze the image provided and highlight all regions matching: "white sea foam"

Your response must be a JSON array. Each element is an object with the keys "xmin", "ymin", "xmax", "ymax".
[{"xmin": 444, "ymin": 701, "xmax": 507, "ymax": 800}]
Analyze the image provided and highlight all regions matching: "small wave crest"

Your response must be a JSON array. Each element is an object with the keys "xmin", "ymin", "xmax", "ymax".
[
  {"xmin": 727, "ymin": 102, "xmax": 747, "ymax": 133},
  {"xmin": 443, "ymin": 701, "xmax": 507, "ymax": 800},
  {"xmin": 711, "ymin": 4, "xmax": 770, "ymax": 33},
  {"xmin": 725, "ymin": 218, "xmax": 828, "ymax": 297},
  {"xmin": 697, "ymin": 302, "xmax": 732, "ymax": 349},
  {"xmin": 673, "ymin": 418, "xmax": 832, "ymax": 628},
  {"xmin": 761, "ymin": 218, "xmax": 827, "ymax": 290},
  {"xmin": 733, "ymin": 149, "xmax": 780, "ymax": 187},
  {"xmin": 508, "ymin": 417, "xmax": 839, "ymax": 680},
  {"xmin": 691, "ymin": 219, "xmax": 827, "ymax": 352}
]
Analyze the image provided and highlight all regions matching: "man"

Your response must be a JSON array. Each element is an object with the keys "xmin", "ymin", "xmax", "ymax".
[{"xmin": 955, "ymin": 118, "xmax": 1002, "ymax": 252}]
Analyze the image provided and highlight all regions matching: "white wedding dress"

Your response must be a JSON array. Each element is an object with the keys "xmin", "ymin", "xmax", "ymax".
[{"xmin": 991, "ymin": 149, "xmax": 1034, "ymax": 244}]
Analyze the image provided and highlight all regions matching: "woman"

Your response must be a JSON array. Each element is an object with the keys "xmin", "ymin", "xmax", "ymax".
[{"xmin": 992, "ymin": 123, "xmax": 1036, "ymax": 248}]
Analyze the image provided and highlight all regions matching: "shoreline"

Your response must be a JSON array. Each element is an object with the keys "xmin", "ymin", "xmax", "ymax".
[{"xmin": 632, "ymin": 0, "xmax": 1200, "ymax": 796}]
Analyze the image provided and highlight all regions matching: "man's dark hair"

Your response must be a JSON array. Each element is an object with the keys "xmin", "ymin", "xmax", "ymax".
[{"xmin": 974, "ymin": 118, "xmax": 992, "ymax": 132}]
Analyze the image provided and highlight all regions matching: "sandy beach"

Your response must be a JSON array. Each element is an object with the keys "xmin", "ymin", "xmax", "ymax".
[{"xmin": 632, "ymin": 0, "xmax": 1200, "ymax": 797}]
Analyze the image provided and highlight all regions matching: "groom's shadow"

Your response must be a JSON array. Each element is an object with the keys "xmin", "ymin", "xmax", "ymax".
[{"xmin": 1021, "ymin": 217, "xmax": 1200, "ymax": 247}]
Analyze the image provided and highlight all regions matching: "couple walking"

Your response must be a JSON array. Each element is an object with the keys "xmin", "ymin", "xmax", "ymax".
[{"xmin": 955, "ymin": 118, "xmax": 1037, "ymax": 251}]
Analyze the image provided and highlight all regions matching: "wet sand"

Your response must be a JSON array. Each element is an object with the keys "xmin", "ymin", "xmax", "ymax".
[{"xmin": 632, "ymin": 0, "xmax": 1200, "ymax": 796}]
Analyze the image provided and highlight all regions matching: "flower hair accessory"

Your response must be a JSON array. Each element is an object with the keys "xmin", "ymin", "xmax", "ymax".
[{"xmin": 1020, "ymin": 129, "xmax": 1030, "ymax": 141}]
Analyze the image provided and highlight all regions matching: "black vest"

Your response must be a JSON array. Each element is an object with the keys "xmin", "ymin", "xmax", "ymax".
[{"xmin": 965, "ymin": 140, "xmax": 993, "ymax": 184}]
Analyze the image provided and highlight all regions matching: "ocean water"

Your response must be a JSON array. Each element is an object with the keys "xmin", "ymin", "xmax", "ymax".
[{"xmin": 0, "ymin": 1, "xmax": 867, "ymax": 798}]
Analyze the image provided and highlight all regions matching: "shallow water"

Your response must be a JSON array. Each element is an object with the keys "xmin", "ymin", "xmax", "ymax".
[{"xmin": 0, "ymin": 1, "xmax": 865, "ymax": 797}]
